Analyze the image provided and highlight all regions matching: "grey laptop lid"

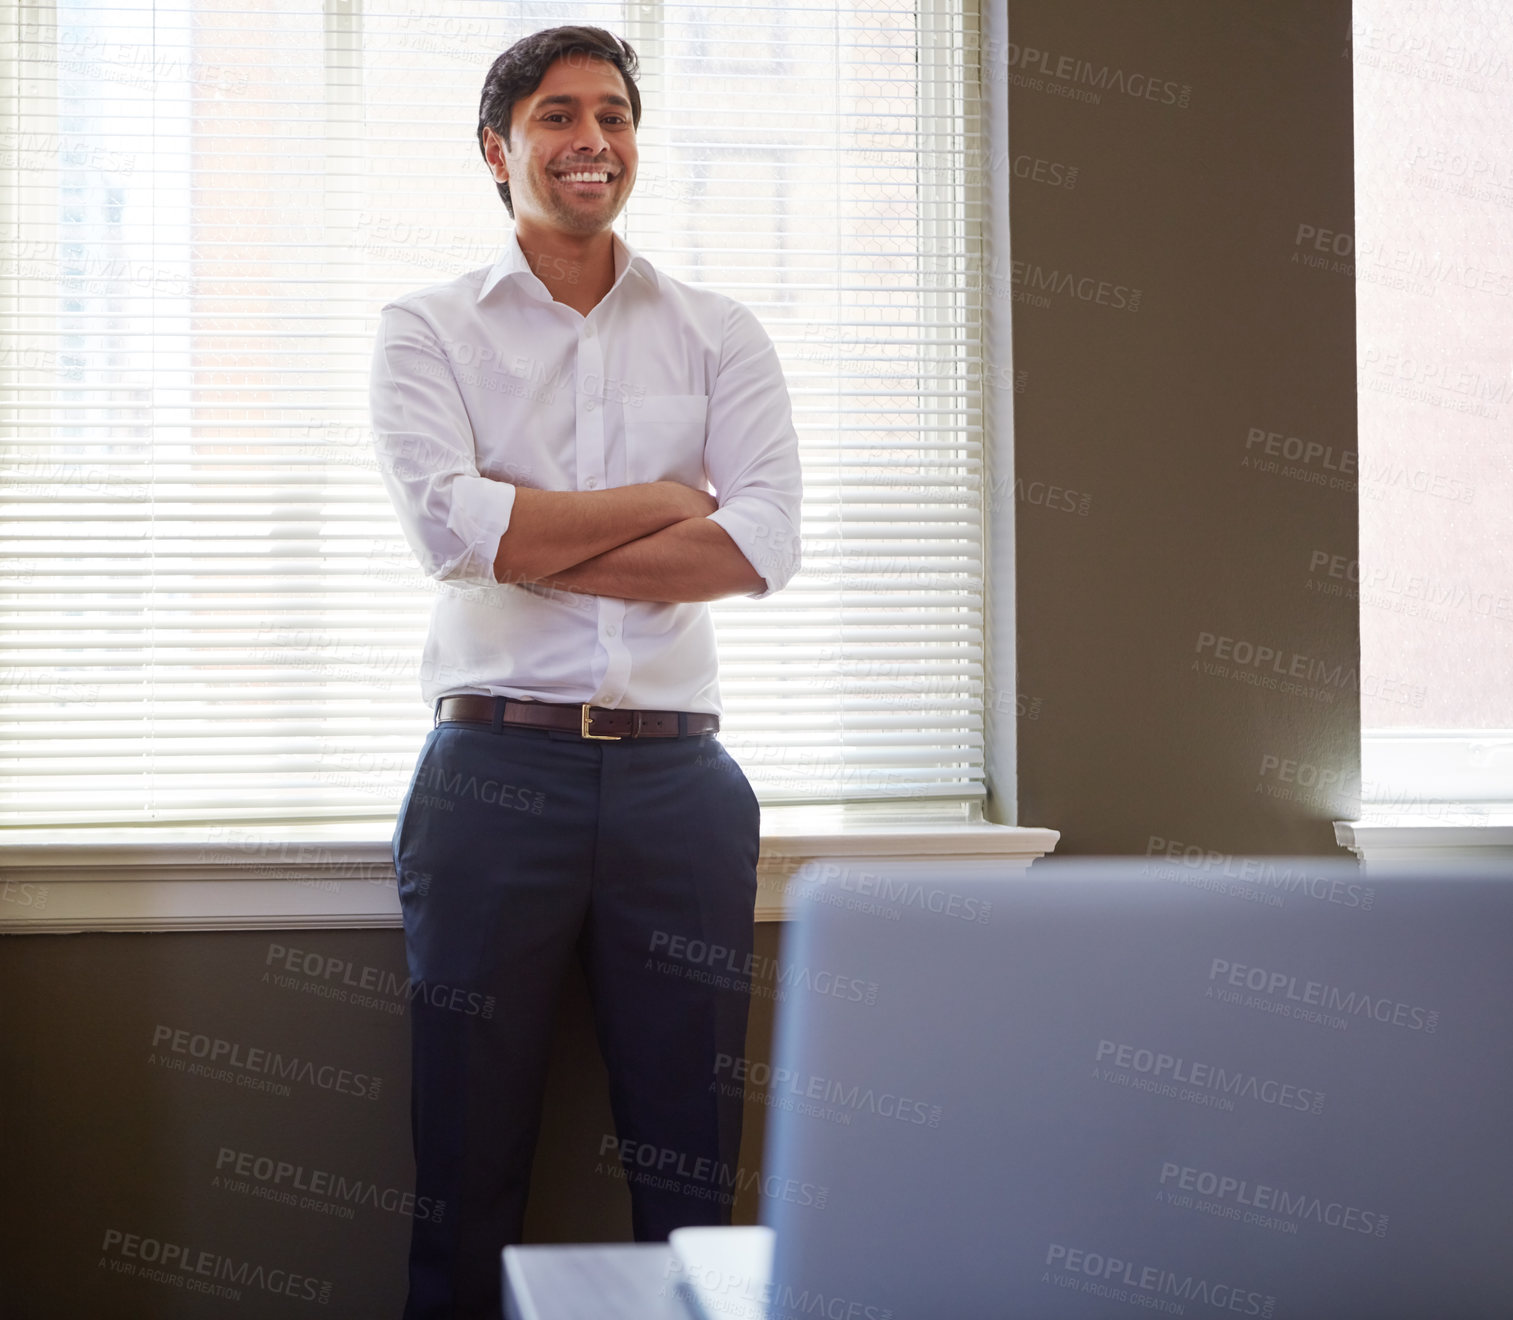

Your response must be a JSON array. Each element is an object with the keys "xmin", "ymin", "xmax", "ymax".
[{"xmin": 757, "ymin": 857, "xmax": 1513, "ymax": 1320}]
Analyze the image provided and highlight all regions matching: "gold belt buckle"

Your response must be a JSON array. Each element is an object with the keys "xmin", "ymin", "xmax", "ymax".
[{"xmin": 581, "ymin": 703, "xmax": 622, "ymax": 740}]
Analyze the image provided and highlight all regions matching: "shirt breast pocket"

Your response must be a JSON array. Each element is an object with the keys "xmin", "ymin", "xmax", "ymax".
[{"xmin": 623, "ymin": 393, "xmax": 708, "ymax": 489}]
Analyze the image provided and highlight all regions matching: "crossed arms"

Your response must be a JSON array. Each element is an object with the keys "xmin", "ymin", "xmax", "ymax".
[
  {"xmin": 370, "ymin": 299, "xmax": 801, "ymax": 606},
  {"xmin": 494, "ymin": 481, "xmax": 766, "ymax": 603}
]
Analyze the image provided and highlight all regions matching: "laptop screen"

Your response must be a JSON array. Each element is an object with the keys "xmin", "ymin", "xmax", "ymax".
[{"xmin": 757, "ymin": 858, "xmax": 1512, "ymax": 1320}]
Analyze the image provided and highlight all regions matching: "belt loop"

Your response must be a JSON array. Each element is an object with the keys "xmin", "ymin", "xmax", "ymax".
[
  {"xmin": 492, "ymin": 696, "xmax": 506, "ymax": 734},
  {"xmin": 678, "ymin": 711, "xmax": 687, "ymax": 737},
  {"xmin": 433, "ymin": 698, "xmax": 442, "ymax": 730}
]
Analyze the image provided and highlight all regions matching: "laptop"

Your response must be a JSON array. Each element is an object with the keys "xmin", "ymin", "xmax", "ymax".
[{"xmin": 705, "ymin": 856, "xmax": 1513, "ymax": 1320}]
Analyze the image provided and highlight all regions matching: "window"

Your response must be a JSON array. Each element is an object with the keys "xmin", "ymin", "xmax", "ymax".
[
  {"xmin": 1351, "ymin": 0, "xmax": 1513, "ymax": 817},
  {"xmin": 1, "ymin": 0, "xmax": 989, "ymax": 829}
]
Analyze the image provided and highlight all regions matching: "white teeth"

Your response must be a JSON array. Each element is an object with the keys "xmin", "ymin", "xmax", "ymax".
[{"xmin": 560, "ymin": 171, "xmax": 609, "ymax": 183}]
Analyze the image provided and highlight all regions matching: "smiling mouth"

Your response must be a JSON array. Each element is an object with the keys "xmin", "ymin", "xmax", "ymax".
[{"xmin": 555, "ymin": 169, "xmax": 614, "ymax": 184}]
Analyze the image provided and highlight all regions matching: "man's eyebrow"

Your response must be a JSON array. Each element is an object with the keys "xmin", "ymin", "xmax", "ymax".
[{"xmin": 535, "ymin": 92, "xmax": 633, "ymax": 111}]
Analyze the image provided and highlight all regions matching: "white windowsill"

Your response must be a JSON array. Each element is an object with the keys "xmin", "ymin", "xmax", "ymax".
[
  {"xmin": 1334, "ymin": 809, "xmax": 1513, "ymax": 869},
  {"xmin": 0, "ymin": 809, "xmax": 1060, "ymax": 933}
]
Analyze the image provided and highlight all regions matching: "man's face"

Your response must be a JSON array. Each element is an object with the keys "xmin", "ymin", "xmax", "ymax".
[{"xmin": 490, "ymin": 55, "xmax": 638, "ymax": 239}]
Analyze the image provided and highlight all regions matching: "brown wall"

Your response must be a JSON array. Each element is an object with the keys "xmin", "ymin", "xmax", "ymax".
[
  {"xmin": 0, "ymin": 925, "xmax": 781, "ymax": 1317},
  {"xmin": 1008, "ymin": 0, "xmax": 1360, "ymax": 855},
  {"xmin": 1, "ymin": 4, "xmax": 1360, "ymax": 1315}
]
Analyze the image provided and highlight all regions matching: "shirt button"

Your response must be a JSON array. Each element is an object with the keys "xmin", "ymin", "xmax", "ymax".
[
  {"xmin": 585, "ymin": 478, "xmax": 600, "ymax": 489},
  {"xmin": 606, "ymin": 625, "xmax": 619, "ymax": 638},
  {"xmin": 585, "ymin": 398, "xmax": 597, "ymax": 411}
]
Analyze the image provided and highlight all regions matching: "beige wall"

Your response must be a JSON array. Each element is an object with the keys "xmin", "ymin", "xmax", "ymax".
[{"xmin": 1007, "ymin": 0, "xmax": 1360, "ymax": 855}]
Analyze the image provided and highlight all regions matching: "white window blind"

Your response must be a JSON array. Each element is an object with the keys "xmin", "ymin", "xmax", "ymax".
[{"xmin": 0, "ymin": 0, "xmax": 986, "ymax": 828}]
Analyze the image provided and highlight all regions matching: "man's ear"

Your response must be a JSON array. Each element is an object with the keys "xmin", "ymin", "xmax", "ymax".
[{"xmin": 482, "ymin": 127, "xmax": 509, "ymax": 184}]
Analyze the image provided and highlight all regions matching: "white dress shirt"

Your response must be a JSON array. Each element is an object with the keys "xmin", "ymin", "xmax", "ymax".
[{"xmin": 369, "ymin": 233, "xmax": 802, "ymax": 715}]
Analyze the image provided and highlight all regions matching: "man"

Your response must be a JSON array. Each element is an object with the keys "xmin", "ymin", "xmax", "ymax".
[{"xmin": 369, "ymin": 25, "xmax": 802, "ymax": 1320}]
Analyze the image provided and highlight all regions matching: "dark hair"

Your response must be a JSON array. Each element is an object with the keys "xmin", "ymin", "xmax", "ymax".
[{"xmin": 477, "ymin": 26, "xmax": 641, "ymax": 216}]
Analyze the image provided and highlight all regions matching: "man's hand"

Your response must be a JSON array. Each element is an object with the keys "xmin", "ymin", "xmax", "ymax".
[{"xmin": 493, "ymin": 480, "xmax": 717, "ymax": 584}]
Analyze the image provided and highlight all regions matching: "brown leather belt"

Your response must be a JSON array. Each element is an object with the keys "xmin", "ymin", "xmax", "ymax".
[{"xmin": 435, "ymin": 695, "xmax": 718, "ymax": 740}]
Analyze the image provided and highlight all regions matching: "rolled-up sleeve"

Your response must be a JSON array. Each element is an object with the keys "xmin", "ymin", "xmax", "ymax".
[
  {"xmin": 703, "ymin": 301, "xmax": 803, "ymax": 599},
  {"xmin": 369, "ymin": 304, "xmax": 516, "ymax": 585}
]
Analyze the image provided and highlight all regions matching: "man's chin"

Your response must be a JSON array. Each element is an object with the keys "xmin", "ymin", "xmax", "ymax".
[{"xmin": 547, "ymin": 199, "xmax": 629, "ymax": 236}]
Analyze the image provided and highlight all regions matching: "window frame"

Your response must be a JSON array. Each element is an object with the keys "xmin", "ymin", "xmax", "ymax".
[
  {"xmin": 0, "ymin": 0, "xmax": 1049, "ymax": 929},
  {"xmin": 1346, "ymin": 0, "xmax": 1513, "ymax": 844}
]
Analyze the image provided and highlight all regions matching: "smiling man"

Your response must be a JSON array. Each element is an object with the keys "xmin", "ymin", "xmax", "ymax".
[{"xmin": 369, "ymin": 24, "xmax": 802, "ymax": 1320}]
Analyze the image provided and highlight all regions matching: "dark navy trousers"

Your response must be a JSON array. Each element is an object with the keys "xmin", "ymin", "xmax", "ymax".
[{"xmin": 392, "ymin": 708, "xmax": 760, "ymax": 1320}]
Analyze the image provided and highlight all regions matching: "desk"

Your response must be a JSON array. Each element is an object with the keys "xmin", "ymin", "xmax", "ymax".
[
  {"xmin": 505, "ymin": 1228, "xmax": 775, "ymax": 1320},
  {"xmin": 503, "ymin": 1243, "xmax": 687, "ymax": 1320}
]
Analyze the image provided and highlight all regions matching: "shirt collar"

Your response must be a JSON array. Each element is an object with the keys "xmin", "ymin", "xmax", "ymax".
[{"xmin": 476, "ymin": 231, "xmax": 659, "ymax": 304}]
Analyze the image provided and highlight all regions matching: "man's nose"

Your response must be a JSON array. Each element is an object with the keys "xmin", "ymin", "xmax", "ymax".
[{"xmin": 570, "ymin": 123, "xmax": 609, "ymax": 155}]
